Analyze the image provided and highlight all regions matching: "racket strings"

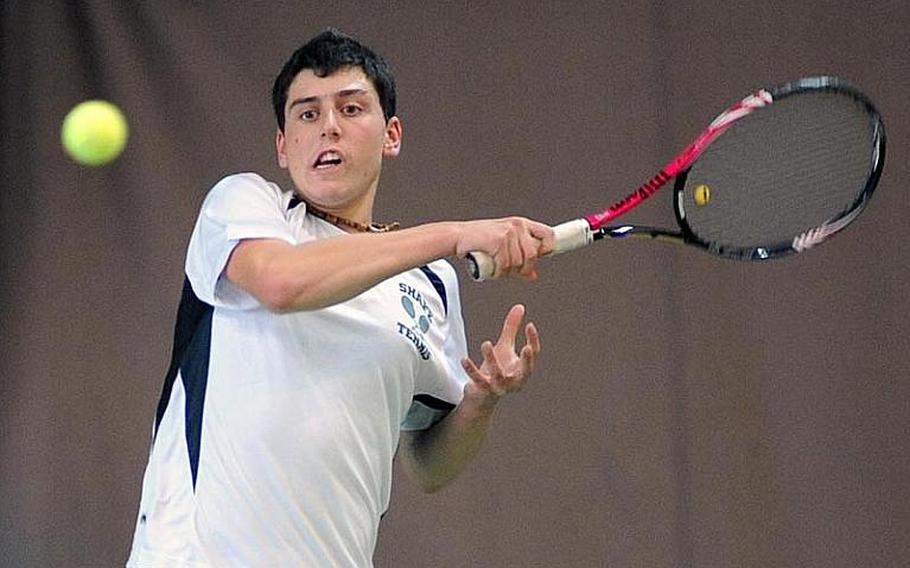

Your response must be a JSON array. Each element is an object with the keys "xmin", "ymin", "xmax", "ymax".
[{"xmin": 681, "ymin": 92, "xmax": 878, "ymax": 249}]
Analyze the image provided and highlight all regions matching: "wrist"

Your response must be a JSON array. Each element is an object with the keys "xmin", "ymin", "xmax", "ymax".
[
  {"xmin": 445, "ymin": 220, "xmax": 468, "ymax": 258},
  {"xmin": 435, "ymin": 220, "xmax": 470, "ymax": 258},
  {"xmin": 460, "ymin": 387, "xmax": 500, "ymax": 420},
  {"xmin": 410, "ymin": 221, "xmax": 464, "ymax": 259}
]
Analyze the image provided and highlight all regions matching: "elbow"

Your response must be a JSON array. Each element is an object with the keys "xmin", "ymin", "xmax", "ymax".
[
  {"xmin": 415, "ymin": 475, "xmax": 448, "ymax": 494},
  {"xmin": 253, "ymin": 273, "xmax": 310, "ymax": 313},
  {"xmin": 256, "ymin": 278, "xmax": 335, "ymax": 313},
  {"xmin": 226, "ymin": 240, "xmax": 328, "ymax": 312},
  {"xmin": 416, "ymin": 475, "xmax": 451, "ymax": 495},
  {"xmin": 259, "ymin": 295, "xmax": 296, "ymax": 314},
  {"xmin": 406, "ymin": 455, "xmax": 455, "ymax": 494}
]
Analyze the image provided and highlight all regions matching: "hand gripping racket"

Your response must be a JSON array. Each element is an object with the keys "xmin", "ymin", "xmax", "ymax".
[{"xmin": 467, "ymin": 76, "xmax": 886, "ymax": 281}]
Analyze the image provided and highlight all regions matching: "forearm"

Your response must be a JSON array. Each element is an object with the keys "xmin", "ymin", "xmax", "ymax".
[
  {"xmin": 400, "ymin": 305, "xmax": 543, "ymax": 492},
  {"xmin": 231, "ymin": 221, "xmax": 461, "ymax": 311},
  {"xmin": 229, "ymin": 215, "xmax": 555, "ymax": 312},
  {"xmin": 400, "ymin": 394, "xmax": 499, "ymax": 493}
]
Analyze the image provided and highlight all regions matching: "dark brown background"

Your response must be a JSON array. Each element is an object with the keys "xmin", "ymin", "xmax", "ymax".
[{"xmin": 2, "ymin": 1, "xmax": 908, "ymax": 566}]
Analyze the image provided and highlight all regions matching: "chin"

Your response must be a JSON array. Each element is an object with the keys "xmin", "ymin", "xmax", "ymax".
[{"xmin": 298, "ymin": 184, "xmax": 361, "ymax": 209}]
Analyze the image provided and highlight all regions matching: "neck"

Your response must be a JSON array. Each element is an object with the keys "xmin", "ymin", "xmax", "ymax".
[{"xmin": 304, "ymin": 201, "xmax": 399, "ymax": 233}]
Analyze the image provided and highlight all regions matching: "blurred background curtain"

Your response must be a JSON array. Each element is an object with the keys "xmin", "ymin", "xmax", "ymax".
[{"xmin": 2, "ymin": 1, "xmax": 908, "ymax": 566}]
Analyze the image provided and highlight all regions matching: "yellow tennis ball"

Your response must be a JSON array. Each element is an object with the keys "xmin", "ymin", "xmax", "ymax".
[
  {"xmin": 61, "ymin": 100, "xmax": 129, "ymax": 166},
  {"xmin": 694, "ymin": 184, "xmax": 711, "ymax": 206}
]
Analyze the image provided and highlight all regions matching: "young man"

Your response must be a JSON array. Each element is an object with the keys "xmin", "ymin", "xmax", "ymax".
[{"xmin": 127, "ymin": 29, "xmax": 554, "ymax": 567}]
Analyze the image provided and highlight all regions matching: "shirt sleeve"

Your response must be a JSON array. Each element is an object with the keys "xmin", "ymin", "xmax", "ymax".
[
  {"xmin": 184, "ymin": 173, "xmax": 297, "ymax": 310},
  {"xmin": 400, "ymin": 261, "xmax": 470, "ymax": 431}
]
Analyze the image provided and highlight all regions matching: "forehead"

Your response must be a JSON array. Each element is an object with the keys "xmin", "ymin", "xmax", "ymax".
[{"xmin": 286, "ymin": 66, "xmax": 378, "ymax": 103}]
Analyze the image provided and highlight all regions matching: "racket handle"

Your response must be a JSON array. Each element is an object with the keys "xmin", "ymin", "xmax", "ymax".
[{"xmin": 466, "ymin": 218, "xmax": 593, "ymax": 281}]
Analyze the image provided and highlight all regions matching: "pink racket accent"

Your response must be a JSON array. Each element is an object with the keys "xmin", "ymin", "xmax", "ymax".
[
  {"xmin": 791, "ymin": 203, "xmax": 864, "ymax": 252},
  {"xmin": 585, "ymin": 90, "xmax": 774, "ymax": 230}
]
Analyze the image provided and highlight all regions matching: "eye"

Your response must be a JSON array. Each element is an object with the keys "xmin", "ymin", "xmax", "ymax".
[
  {"xmin": 299, "ymin": 109, "xmax": 317, "ymax": 121},
  {"xmin": 341, "ymin": 103, "xmax": 363, "ymax": 116}
]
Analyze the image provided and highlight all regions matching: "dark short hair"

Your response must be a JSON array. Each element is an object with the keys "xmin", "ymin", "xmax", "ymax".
[{"xmin": 271, "ymin": 28, "xmax": 397, "ymax": 132}]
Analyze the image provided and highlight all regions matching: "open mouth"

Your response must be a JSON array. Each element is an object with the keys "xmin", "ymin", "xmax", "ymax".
[{"xmin": 314, "ymin": 150, "xmax": 343, "ymax": 169}]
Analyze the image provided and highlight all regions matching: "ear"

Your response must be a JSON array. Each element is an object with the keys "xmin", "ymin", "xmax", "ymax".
[
  {"xmin": 276, "ymin": 128, "xmax": 288, "ymax": 168},
  {"xmin": 382, "ymin": 117, "xmax": 402, "ymax": 158}
]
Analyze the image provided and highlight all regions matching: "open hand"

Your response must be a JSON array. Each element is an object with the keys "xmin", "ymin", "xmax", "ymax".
[{"xmin": 461, "ymin": 304, "xmax": 541, "ymax": 405}]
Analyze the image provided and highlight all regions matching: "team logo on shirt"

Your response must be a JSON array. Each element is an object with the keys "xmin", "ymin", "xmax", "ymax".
[{"xmin": 397, "ymin": 282, "xmax": 434, "ymax": 360}]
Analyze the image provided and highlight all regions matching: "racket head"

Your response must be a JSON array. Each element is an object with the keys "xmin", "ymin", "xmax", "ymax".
[{"xmin": 672, "ymin": 76, "xmax": 886, "ymax": 260}]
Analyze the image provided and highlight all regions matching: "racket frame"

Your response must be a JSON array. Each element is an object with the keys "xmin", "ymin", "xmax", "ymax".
[
  {"xmin": 467, "ymin": 76, "xmax": 886, "ymax": 280},
  {"xmin": 669, "ymin": 76, "xmax": 887, "ymax": 260}
]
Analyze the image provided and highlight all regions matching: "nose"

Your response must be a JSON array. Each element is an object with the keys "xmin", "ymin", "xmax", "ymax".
[{"xmin": 320, "ymin": 109, "xmax": 340, "ymax": 139}]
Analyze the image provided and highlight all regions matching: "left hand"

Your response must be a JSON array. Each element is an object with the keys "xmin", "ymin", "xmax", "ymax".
[{"xmin": 461, "ymin": 304, "xmax": 541, "ymax": 406}]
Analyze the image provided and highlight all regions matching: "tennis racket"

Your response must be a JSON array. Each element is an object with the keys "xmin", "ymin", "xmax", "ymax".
[{"xmin": 467, "ymin": 76, "xmax": 886, "ymax": 281}]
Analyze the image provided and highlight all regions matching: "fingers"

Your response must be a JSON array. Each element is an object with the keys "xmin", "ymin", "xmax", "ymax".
[
  {"xmin": 460, "ymin": 353, "xmax": 484, "ymax": 382},
  {"xmin": 520, "ymin": 344, "xmax": 535, "ymax": 377},
  {"xmin": 497, "ymin": 304, "xmax": 525, "ymax": 349},
  {"xmin": 525, "ymin": 321, "xmax": 541, "ymax": 358},
  {"xmin": 481, "ymin": 340, "xmax": 502, "ymax": 380},
  {"xmin": 463, "ymin": 308, "xmax": 541, "ymax": 403},
  {"xmin": 495, "ymin": 228, "xmax": 523, "ymax": 279},
  {"xmin": 528, "ymin": 220, "xmax": 556, "ymax": 257},
  {"xmin": 518, "ymin": 322, "xmax": 540, "ymax": 377},
  {"xmin": 511, "ymin": 219, "xmax": 551, "ymax": 279},
  {"xmin": 460, "ymin": 341, "xmax": 495, "ymax": 382},
  {"xmin": 465, "ymin": 217, "xmax": 554, "ymax": 280},
  {"xmin": 518, "ymin": 230, "xmax": 542, "ymax": 279},
  {"xmin": 461, "ymin": 341, "xmax": 508, "ymax": 397}
]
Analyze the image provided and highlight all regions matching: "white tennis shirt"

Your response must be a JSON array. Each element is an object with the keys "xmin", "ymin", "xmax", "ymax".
[{"xmin": 127, "ymin": 173, "xmax": 469, "ymax": 567}]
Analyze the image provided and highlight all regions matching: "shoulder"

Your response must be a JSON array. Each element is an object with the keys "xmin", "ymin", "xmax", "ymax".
[{"xmin": 202, "ymin": 172, "xmax": 295, "ymax": 215}]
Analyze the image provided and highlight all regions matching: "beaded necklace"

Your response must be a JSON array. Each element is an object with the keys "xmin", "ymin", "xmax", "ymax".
[{"xmin": 306, "ymin": 203, "xmax": 400, "ymax": 233}]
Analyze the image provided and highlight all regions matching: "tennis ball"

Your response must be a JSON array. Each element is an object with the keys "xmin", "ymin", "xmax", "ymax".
[
  {"xmin": 694, "ymin": 184, "xmax": 711, "ymax": 206},
  {"xmin": 61, "ymin": 100, "xmax": 129, "ymax": 166}
]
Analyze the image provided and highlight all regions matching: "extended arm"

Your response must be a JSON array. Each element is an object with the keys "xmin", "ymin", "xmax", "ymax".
[
  {"xmin": 227, "ymin": 219, "xmax": 554, "ymax": 312},
  {"xmin": 399, "ymin": 305, "xmax": 539, "ymax": 492}
]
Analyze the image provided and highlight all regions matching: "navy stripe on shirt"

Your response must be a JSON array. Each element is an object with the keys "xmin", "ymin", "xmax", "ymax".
[
  {"xmin": 153, "ymin": 277, "xmax": 212, "ymax": 489},
  {"xmin": 418, "ymin": 265, "xmax": 448, "ymax": 315}
]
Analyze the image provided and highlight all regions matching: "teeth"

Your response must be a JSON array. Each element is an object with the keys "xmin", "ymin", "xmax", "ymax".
[{"xmin": 316, "ymin": 151, "xmax": 342, "ymax": 167}]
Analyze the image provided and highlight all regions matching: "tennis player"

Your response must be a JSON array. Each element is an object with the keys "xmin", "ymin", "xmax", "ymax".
[{"xmin": 126, "ymin": 28, "xmax": 553, "ymax": 567}]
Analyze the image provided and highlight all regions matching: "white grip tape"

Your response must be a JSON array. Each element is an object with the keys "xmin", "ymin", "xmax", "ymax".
[
  {"xmin": 466, "ymin": 251, "xmax": 496, "ymax": 281},
  {"xmin": 552, "ymin": 218, "xmax": 594, "ymax": 254},
  {"xmin": 466, "ymin": 218, "xmax": 593, "ymax": 281}
]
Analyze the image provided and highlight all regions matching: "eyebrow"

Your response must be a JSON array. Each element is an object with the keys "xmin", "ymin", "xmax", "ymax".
[{"xmin": 287, "ymin": 88, "xmax": 370, "ymax": 111}]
